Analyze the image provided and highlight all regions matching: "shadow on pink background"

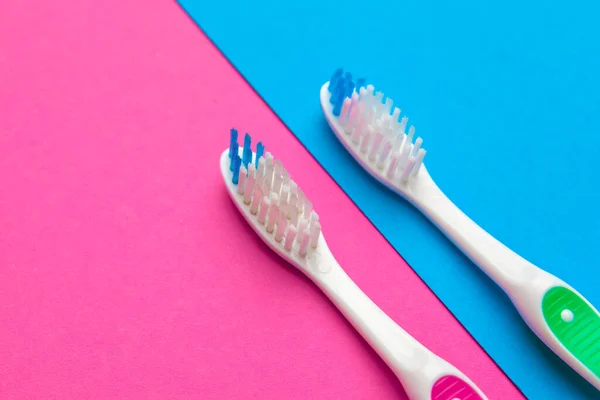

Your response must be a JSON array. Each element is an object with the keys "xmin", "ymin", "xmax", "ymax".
[{"xmin": 0, "ymin": 1, "xmax": 523, "ymax": 398}]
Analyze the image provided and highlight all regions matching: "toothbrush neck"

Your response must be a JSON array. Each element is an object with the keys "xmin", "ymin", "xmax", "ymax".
[
  {"xmin": 312, "ymin": 257, "xmax": 431, "ymax": 380},
  {"xmin": 411, "ymin": 179, "xmax": 539, "ymax": 292}
]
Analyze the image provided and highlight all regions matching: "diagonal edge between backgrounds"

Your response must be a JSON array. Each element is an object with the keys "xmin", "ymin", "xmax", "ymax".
[{"xmin": 173, "ymin": 1, "xmax": 525, "ymax": 397}]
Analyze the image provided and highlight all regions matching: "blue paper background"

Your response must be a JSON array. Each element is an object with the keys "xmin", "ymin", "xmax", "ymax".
[{"xmin": 179, "ymin": 0, "xmax": 600, "ymax": 398}]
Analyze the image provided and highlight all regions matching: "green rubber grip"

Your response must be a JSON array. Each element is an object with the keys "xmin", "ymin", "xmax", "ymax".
[{"xmin": 542, "ymin": 286, "xmax": 600, "ymax": 377}]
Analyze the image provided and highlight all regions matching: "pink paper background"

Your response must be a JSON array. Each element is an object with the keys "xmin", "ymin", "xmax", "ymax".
[{"xmin": 0, "ymin": 0, "xmax": 523, "ymax": 398}]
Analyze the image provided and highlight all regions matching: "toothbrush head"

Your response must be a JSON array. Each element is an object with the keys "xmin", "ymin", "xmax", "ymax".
[
  {"xmin": 321, "ymin": 69, "xmax": 428, "ymax": 198},
  {"xmin": 221, "ymin": 129, "xmax": 329, "ymax": 276}
]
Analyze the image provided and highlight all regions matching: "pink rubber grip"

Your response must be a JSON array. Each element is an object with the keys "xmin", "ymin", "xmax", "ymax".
[{"xmin": 431, "ymin": 375, "xmax": 484, "ymax": 400}]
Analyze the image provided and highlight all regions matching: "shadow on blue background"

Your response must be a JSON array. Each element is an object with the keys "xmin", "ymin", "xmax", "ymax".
[{"xmin": 178, "ymin": 0, "xmax": 600, "ymax": 398}]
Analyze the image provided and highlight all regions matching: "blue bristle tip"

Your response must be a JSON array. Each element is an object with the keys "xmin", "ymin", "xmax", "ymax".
[
  {"xmin": 329, "ymin": 68, "xmax": 344, "ymax": 94},
  {"xmin": 229, "ymin": 129, "xmax": 238, "ymax": 158},
  {"xmin": 330, "ymin": 68, "xmax": 343, "ymax": 81},
  {"xmin": 242, "ymin": 133, "xmax": 252, "ymax": 167},
  {"xmin": 333, "ymin": 94, "xmax": 346, "ymax": 116},
  {"xmin": 256, "ymin": 142, "xmax": 264, "ymax": 166},
  {"xmin": 232, "ymin": 155, "xmax": 241, "ymax": 184},
  {"xmin": 331, "ymin": 77, "xmax": 346, "ymax": 105},
  {"xmin": 332, "ymin": 103, "xmax": 342, "ymax": 116},
  {"xmin": 329, "ymin": 91, "xmax": 337, "ymax": 105},
  {"xmin": 332, "ymin": 85, "xmax": 347, "ymax": 116},
  {"xmin": 346, "ymin": 81, "xmax": 355, "ymax": 97},
  {"xmin": 229, "ymin": 142, "xmax": 238, "ymax": 171}
]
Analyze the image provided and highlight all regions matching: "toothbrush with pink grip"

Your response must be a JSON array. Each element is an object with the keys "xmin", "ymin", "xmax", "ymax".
[{"xmin": 222, "ymin": 129, "xmax": 488, "ymax": 400}]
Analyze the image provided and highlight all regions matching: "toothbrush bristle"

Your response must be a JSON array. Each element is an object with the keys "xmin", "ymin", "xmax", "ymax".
[
  {"xmin": 327, "ymin": 68, "xmax": 426, "ymax": 182},
  {"xmin": 229, "ymin": 128, "xmax": 238, "ymax": 158},
  {"xmin": 227, "ymin": 130, "xmax": 322, "ymax": 257}
]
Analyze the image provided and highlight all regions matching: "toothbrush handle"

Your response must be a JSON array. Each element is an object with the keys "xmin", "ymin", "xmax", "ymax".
[
  {"xmin": 415, "ymin": 181, "xmax": 600, "ymax": 390},
  {"xmin": 534, "ymin": 284, "xmax": 600, "ymax": 390},
  {"xmin": 314, "ymin": 255, "xmax": 488, "ymax": 400}
]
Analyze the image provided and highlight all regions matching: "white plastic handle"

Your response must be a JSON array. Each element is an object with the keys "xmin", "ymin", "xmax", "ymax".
[
  {"xmin": 413, "ymin": 175, "xmax": 600, "ymax": 391},
  {"xmin": 312, "ymin": 247, "xmax": 488, "ymax": 400}
]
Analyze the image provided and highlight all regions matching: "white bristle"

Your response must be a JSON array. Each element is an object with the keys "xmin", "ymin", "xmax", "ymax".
[
  {"xmin": 368, "ymin": 108, "xmax": 377, "ymax": 129},
  {"xmin": 389, "ymin": 116, "xmax": 400, "ymax": 137},
  {"xmin": 360, "ymin": 127, "xmax": 372, "ymax": 154},
  {"xmin": 289, "ymin": 183, "xmax": 298, "ymax": 211},
  {"xmin": 290, "ymin": 205, "xmax": 299, "ymax": 225},
  {"xmin": 391, "ymin": 131, "xmax": 404, "ymax": 153},
  {"xmin": 387, "ymin": 153, "xmax": 400, "ymax": 179},
  {"xmin": 244, "ymin": 163, "xmax": 256, "ymax": 204},
  {"xmin": 261, "ymin": 180, "xmax": 270, "ymax": 197},
  {"xmin": 369, "ymin": 132, "xmax": 383, "ymax": 161},
  {"xmin": 273, "ymin": 160, "xmax": 283, "ymax": 194},
  {"xmin": 282, "ymin": 169, "xmax": 290, "ymax": 187},
  {"xmin": 284, "ymin": 225, "xmax": 297, "ymax": 251},
  {"xmin": 353, "ymin": 109, "xmax": 367, "ymax": 143},
  {"xmin": 280, "ymin": 185, "xmax": 290, "ymax": 210},
  {"xmin": 384, "ymin": 98, "xmax": 393, "ymax": 116},
  {"xmin": 391, "ymin": 107, "xmax": 401, "ymax": 124},
  {"xmin": 258, "ymin": 196, "xmax": 270, "ymax": 225},
  {"xmin": 378, "ymin": 100, "xmax": 387, "ymax": 120},
  {"xmin": 374, "ymin": 91, "xmax": 383, "ymax": 103},
  {"xmin": 383, "ymin": 126, "xmax": 394, "ymax": 146},
  {"xmin": 398, "ymin": 117, "xmax": 408, "ymax": 134},
  {"xmin": 400, "ymin": 156, "xmax": 416, "ymax": 182},
  {"xmin": 351, "ymin": 118, "xmax": 363, "ymax": 144},
  {"xmin": 298, "ymin": 232, "xmax": 310, "ymax": 257},
  {"xmin": 381, "ymin": 115, "xmax": 392, "ymax": 131},
  {"xmin": 256, "ymin": 157, "xmax": 266, "ymax": 188},
  {"xmin": 296, "ymin": 200, "xmax": 305, "ymax": 216},
  {"xmin": 344, "ymin": 104, "xmax": 359, "ymax": 135},
  {"xmin": 226, "ymin": 147, "xmax": 326, "ymax": 257},
  {"xmin": 250, "ymin": 185, "xmax": 262, "ymax": 215},
  {"xmin": 348, "ymin": 93, "xmax": 360, "ymax": 120},
  {"xmin": 266, "ymin": 193, "xmax": 279, "ymax": 233},
  {"xmin": 365, "ymin": 85, "xmax": 375, "ymax": 102},
  {"xmin": 298, "ymin": 218, "xmax": 308, "ymax": 241},
  {"xmin": 406, "ymin": 126, "xmax": 415, "ymax": 145},
  {"xmin": 258, "ymin": 155, "xmax": 266, "ymax": 172},
  {"xmin": 303, "ymin": 200, "xmax": 313, "ymax": 216},
  {"xmin": 265, "ymin": 151, "xmax": 273, "ymax": 165},
  {"xmin": 274, "ymin": 159, "xmax": 282, "ymax": 174},
  {"xmin": 265, "ymin": 155, "xmax": 274, "ymax": 189},
  {"xmin": 398, "ymin": 139, "xmax": 412, "ymax": 170},
  {"xmin": 310, "ymin": 211, "xmax": 319, "ymax": 226},
  {"xmin": 340, "ymin": 97, "xmax": 352, "ymax": 124},
  {"xmin": 411, "ymin": 148, "xmax": 426, "ymax": 177},
  {"xmin": 296, "ymin": 187, "xmax": 305, "ymax": 211},
  {"xmin": 237, "ymin": 165, "xmax": 247, "ymax": 195},
  {"xmin": 322, "ymin": 83, "xmax": 427, "ymax": 185},
  {"xmin": 377, "ymin": 103, "xmax": 387, "ymax": 122},
  {"xmin": 358, "ymin": 86, "xmax": 368, "ymax": 102},
  {"xmin": 309, "ymin": 221, "xmax": 321, "ymax": 249},
  {"xmin": 377, "ymin": 140, "xmax": 392, "ymax": 169},
  {"xmin": 275, "ymin": 211, "xmax": 287, "ymax": 242},
  {"xmin": 374, "ymin": 92, "xmax": 384, "ymax": 117},
  {"xmin": 412, "ymin": 137, "xmax": 422, "ymax": 156}
]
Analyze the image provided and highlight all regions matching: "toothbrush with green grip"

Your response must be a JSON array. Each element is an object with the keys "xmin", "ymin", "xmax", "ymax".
[{"xmin": 320, "ymin": 69, "xmax": 600, "ymax": 391}]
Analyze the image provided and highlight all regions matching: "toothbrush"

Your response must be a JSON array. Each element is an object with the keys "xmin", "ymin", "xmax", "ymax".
[
  {"xmin": 320, "ymin": 68, "xmax": 600, "ymax": 390},
  {"xmin": 220, "ymin": 129, "xmax": 488, "ymax": 400}
]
